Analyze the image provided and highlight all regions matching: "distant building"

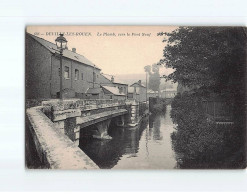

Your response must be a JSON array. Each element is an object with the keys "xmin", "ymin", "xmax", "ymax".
[
  {"xmin": 98, "ymin": 74, "xmax": 128, "ymax": 99},
  {"xmin": 85, "ymin": 85, "xmax": 126, "ymax": 100},
  {"xmin": 127, "ymin": 86, "xmax": 140, "ymax": 100},
  {"xmin": 26, "ymin": 33, "xmax": 102, "ymax": 99},
  {"xmin": 129, "ymin": 80, "xmax": 147, "ymax": 102},
  {"xmin": 161, "ymin": 89, "xmax": 177, "ymax": 98},
  {"xmin": 147, "ymin": 89, "xmax": 158, "ymax": 99},
  {"xmin": 101, "ymin": 85, "xmax": 126, "ymax": 100}
]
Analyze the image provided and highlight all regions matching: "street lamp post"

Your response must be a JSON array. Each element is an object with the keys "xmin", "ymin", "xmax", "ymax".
[
  {"xmin": 55, "ymin": 34, "xmax": 68, "ymax": 99},
  {"xmin": 146, "ymin": 71, "xmax": 148, "ymax": 102}
]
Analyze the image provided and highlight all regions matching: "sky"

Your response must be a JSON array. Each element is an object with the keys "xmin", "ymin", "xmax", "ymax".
[{"xmin": 27, "ymin": 26, "xmax": 177, "ymax": 77}]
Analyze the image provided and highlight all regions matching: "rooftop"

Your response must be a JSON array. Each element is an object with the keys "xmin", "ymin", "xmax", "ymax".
[
  {"xmin": 101, "ymin": 74, "xmax": 128, "ymax": 85},
  {"xmin": 130, "ymin": 81, "xmax": 146, "ymax": 88},
  {"xmin": 101, "ymin": 85, "xmax": 126, "ymax": 96},
  {"xmin": 27, "ymin": 33, "xmax": 100, "ymax": 70}
]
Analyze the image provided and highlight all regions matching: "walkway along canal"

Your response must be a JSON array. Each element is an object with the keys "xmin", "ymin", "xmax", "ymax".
[{"xmin": 79, "ymin": 105, "xmax": 178, "ymax": 169}]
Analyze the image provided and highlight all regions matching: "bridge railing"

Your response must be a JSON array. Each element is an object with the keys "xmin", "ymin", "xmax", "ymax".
[
  {"xmin": 42, "ymin": 99, "xmax": 126, "ymax": 111},
  {"xmin": 26, "ymin": 105, "xmax": 98, "ymax": 169}
]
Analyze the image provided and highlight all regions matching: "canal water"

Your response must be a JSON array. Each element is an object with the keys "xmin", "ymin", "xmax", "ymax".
[{"xmin": 79, "ymin": 105, "xmax": 178, "ymax": 169}]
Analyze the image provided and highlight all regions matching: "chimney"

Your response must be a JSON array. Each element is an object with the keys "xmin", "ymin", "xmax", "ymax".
[
  {"xmin": 111, "ymin": 76, "xmax": 114, "ymax": 82},
  {"xmin": 72, "ymin": 48, "xmax": 76, "ymax": 52}
]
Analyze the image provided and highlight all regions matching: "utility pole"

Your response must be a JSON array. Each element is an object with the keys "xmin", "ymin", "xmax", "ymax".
[
  {"xmin": 146, "ymin": 71, "xmax": 148, "ymax": 102},
  {"xmin": 93, "ymin": 65, "xmax": 95, "ymax": 88}
]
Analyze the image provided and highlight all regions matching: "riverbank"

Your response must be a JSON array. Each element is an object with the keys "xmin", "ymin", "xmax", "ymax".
[{"xmin": 79, "ymin": 105, "xmax": 178, "ymax": 169}]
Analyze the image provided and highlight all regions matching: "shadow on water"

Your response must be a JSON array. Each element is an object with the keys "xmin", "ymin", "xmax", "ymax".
[
  {"xmin": 78, "ymin": 105, "xmax": 179, "ymax": 169},
  {"xmin": 78, "ymin": 93, "xmax": 246, "ymax": 169},
  {"xmin": 78, "ymin": 118, "xmax": 148, "ymax": 169}
]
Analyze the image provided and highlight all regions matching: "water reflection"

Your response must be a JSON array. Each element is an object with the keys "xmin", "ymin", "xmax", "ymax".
[
  {"xmin": 79, "ymin": 93, "xmax": 245, "ymax": 169},
  {"xmin": 79, "ymin": 105, "xmax": 177, "ymax": 169},
  {"xmin": 79, "ymin": 121, "xmax": 146, "ymax": 169}
]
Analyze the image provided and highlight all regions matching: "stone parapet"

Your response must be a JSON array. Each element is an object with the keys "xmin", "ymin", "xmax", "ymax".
[
  {"xmin": 26, "ymin": 106, "xmax": 98, "ymax": 169},
  {"xmin": 42, "ymin": 99, "xmax": 126, "ymax": 111},
  {"xmin": 41, "ymin": 99, "xmax": 128, "ymax": 141}
]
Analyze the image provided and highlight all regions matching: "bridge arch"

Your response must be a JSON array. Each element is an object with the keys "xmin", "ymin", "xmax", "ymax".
[{"xmin": 79, "ymin": 119, "xmax": 113, "ymax": 141}]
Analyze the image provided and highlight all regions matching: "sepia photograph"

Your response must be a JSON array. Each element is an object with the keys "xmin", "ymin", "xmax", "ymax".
[{"xmin": 25, "ymin": 26, "xmax": 246, "ymax": 169}]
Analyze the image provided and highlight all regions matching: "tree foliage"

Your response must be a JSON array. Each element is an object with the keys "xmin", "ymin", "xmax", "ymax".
[
  {"xmin": 160, "ymin": 27, "xmax": 246, "ymax": 168},
  {"xmin": 158, "ymin": 27, "xmax": 246, "ymax": 99},
  {"xmin": 170, "ymin": 92, "xmax": 245, "ymax": 168},
  {"xmin": 144, "ymin": 64, "xmax": 161, "ymax": 92}
]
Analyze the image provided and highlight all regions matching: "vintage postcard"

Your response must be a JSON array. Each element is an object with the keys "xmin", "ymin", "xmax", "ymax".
[{"xmin": 25, "ymin": 26, "xmax": 246, "ymax": 169}]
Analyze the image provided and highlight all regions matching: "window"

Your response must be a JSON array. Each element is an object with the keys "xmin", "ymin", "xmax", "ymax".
[
  {"xmin": 119, "ymin": 87, "xmax": 123, "ymax": 93},
  {"xmin": 128, "ymin": 93, "xmax": 133, "ymax": 98},
  {"xmin": 64, "ymin": 66, "xmax": 70, "ymax": 79},
  {"xmin": 75, "ymin": 69, "xmax": 79, "ymax": 80},
  {"xmin": 93, "ymin": 72, "xmax": 96, "ymax": 82},
  {"xmin": 81, "ymin": 73, "xmax": 84, "ymax": 80}
]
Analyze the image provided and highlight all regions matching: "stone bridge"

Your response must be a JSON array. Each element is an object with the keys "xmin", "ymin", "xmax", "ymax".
[
  {"xmin": 26, "ymin": 99, "xmax": 141, "ymax": 168},
  {"xmin": 42, "ymin": 99, "xmax": 139, "ymax": 143}
]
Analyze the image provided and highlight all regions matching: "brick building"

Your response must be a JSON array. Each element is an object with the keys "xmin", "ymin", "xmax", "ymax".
[
  {"xmin": 26, "ymin": 33, "xmax": 104, "ymax": 99},
  {"xmin": 26, "ymin": 33, "xmax": 128, "ymax": 100}
]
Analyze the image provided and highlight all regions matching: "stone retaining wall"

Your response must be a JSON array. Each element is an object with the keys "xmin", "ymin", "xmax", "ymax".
[
  {"xmin": 26, "ymin": 106, "xmax": 98, "ymax": 169},
  {"xmin": 26, "ymin": 99, "xmax": 142, "ymax": 169}
]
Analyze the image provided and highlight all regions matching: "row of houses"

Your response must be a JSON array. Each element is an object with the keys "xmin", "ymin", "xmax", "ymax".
[{"xmin": 26, "ymin": 33, "xmax": 149, "ymax": 102}]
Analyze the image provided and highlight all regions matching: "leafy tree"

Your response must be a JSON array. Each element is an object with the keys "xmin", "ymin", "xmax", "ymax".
[
  {"xmin": 158, "ymin": 27, "xmax": 246, "ymax": 124},
  {"xmin": 144, "ymin": 64, "xmax": 161, "ymax": 92},
  {"xmin": 158, "ymin": 27, "xmax": 246, "ymax": 98},
  {"xmin": 170, "ymin": 92, "xmax": 245, "ymax": 168},
  {"xmin": 160, "ymin": 27, "xmax": 247, "ymax": 167},
  {"xmin": 144, "ymin": 65, "xmax": 151, "ymax": 73}
]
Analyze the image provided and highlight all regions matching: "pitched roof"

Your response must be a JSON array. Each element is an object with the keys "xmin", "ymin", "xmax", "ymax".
[
  {"xmin": 27, "ymin": 33, "xmax": 100, "ymax": 70},
  {"xmin": 130, "ymin": 82, "xmax": 146, "ymax": 88},
  {"xmin": 101, "ymin": 74, "xmax": 128, "ymax": 85},
  {"xmin": 101, "ymin": 86, "xmax": 125, "ymax": 96}
]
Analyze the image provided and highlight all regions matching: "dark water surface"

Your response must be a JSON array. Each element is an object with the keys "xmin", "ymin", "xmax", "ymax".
[{"xmin": 79, "ymin": 105, "xmax": 177, "ymax": 169}]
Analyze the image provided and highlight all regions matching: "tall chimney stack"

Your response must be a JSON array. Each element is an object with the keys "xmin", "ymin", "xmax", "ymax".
[{"xmin": 111, "ymin": 76, "xmax": 114, "ymax": 82}]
